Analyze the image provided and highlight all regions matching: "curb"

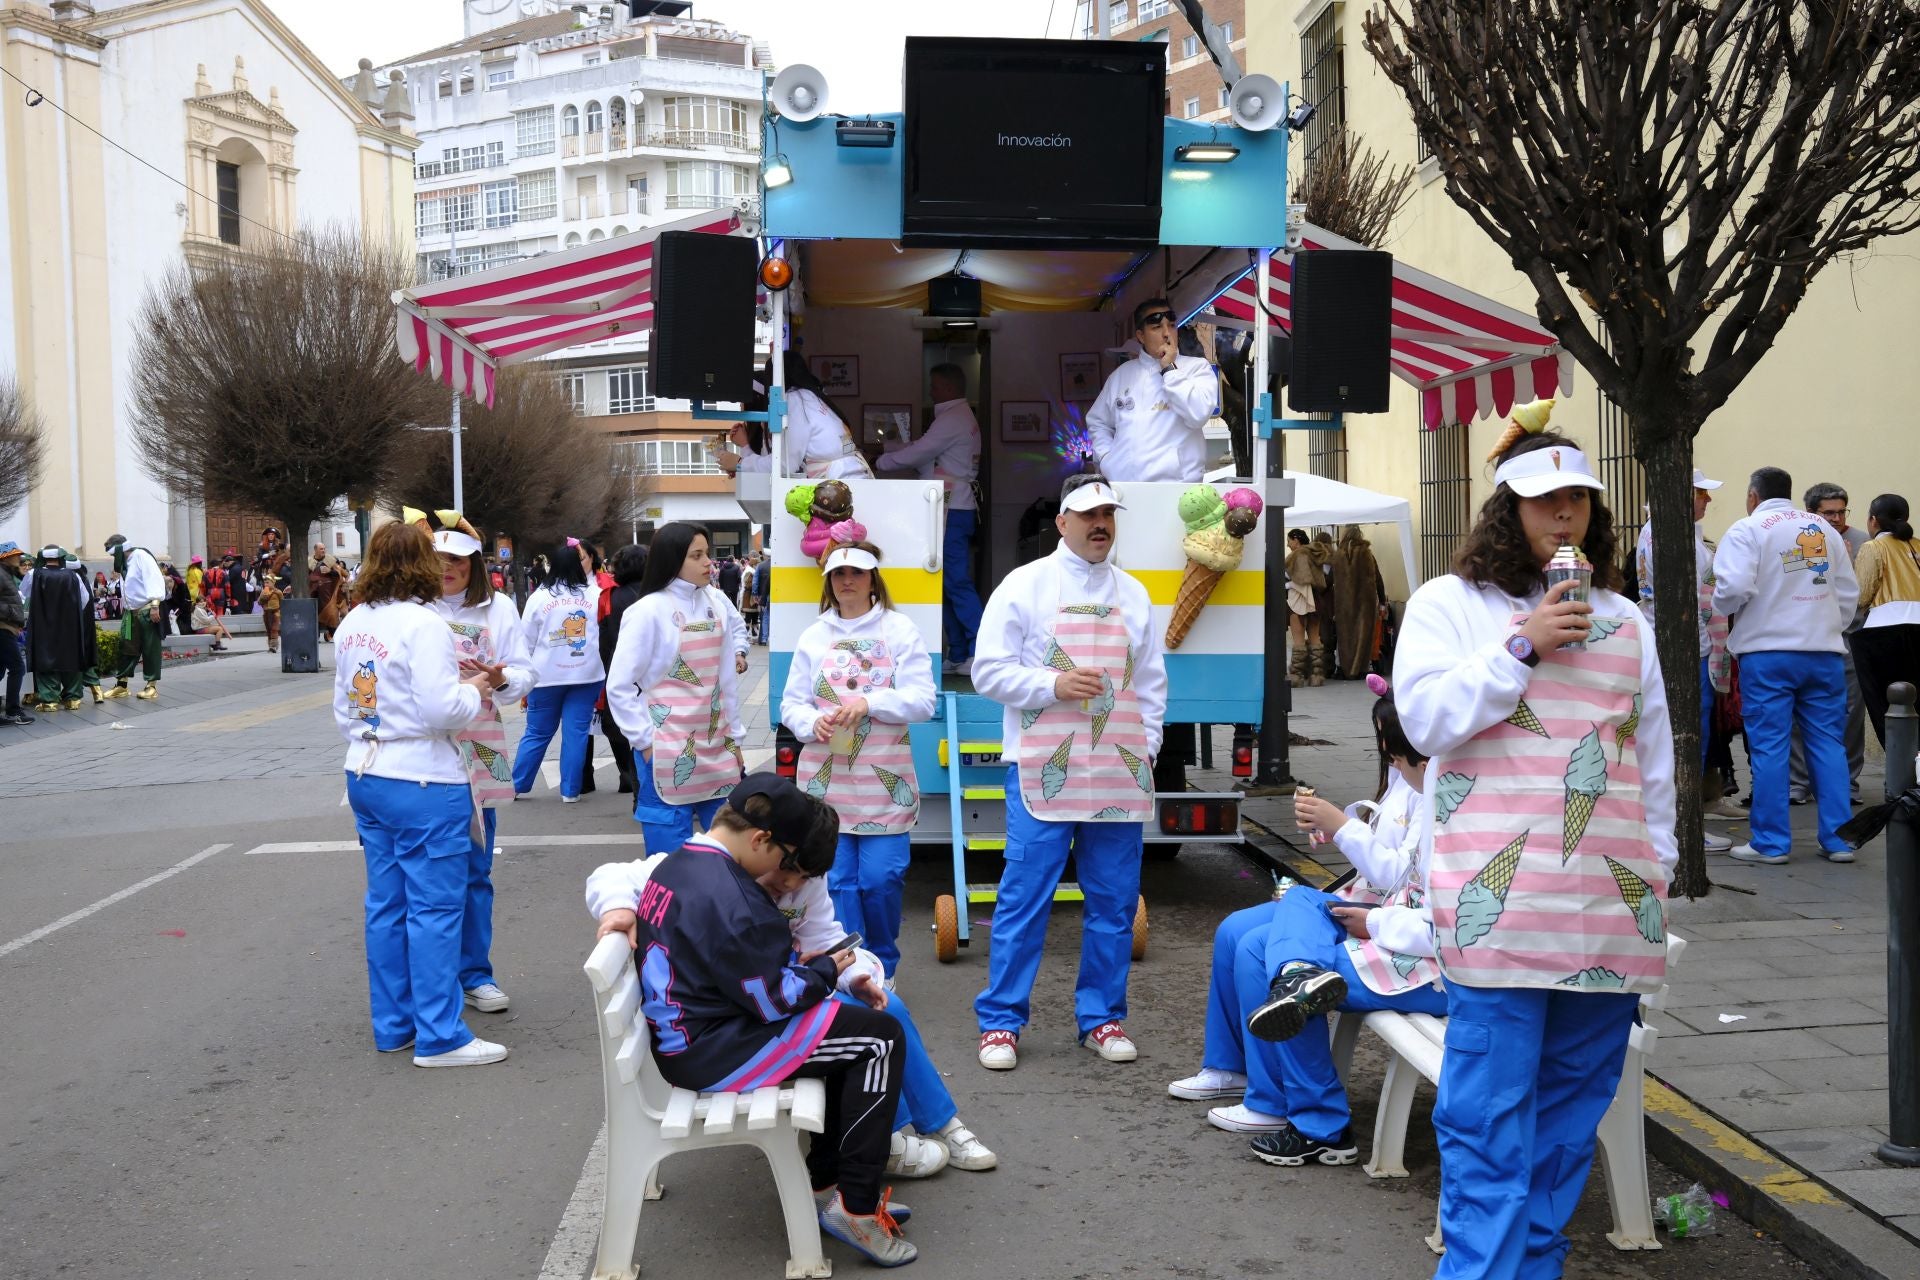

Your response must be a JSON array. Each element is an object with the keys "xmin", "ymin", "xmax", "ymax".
[{"xmin": 1643, "ymin": 1076, "xmax": 1920, "ymax": 1280}]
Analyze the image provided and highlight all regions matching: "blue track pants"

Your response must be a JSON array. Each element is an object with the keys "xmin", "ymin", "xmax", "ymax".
[
  {"xmin": 512, "ymin": 680, "xmax": 602, "ymax": 799},
  {"xmin": 829, "ymin": 832, "xmax": 911, "ymax": 979}
]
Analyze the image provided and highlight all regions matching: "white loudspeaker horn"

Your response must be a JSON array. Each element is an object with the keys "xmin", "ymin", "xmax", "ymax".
[
  {"xmin": 770, "ymin": 64, "xmax": 829, "ymax": 122},
  {"xmin": 1229, "ymin": 74, "xmax": 1286, "ymax": 132}
]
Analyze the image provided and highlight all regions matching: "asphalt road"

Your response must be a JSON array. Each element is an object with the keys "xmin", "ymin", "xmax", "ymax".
[{"xmin": 0, "ymin": 652, "xmax": 1818, "ymax": 1279}]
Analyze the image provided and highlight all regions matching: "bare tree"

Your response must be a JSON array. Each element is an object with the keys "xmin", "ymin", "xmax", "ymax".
[
  {"xmin": 0, "ymin": 377, "xmax": 47, "ymax": 522},
  {"xmin": 1293, "ymin": 130, "xmax": 1417, "ymax": 248},
  {"xmin": 129, "ymin": 226, "xmax": 442, "ymax": 598},
  {"xmin": 386, "ymin": 364, "xmax": 645, "ymax": 554},
  {"xmin": 1363, "ymin": 0, "xmax": 1920, "ymax": 896}
]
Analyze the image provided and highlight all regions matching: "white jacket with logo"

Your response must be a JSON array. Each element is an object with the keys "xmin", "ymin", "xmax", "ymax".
[
  {"xmin": 779, "ymin": 606, "xmax": 937, "ymax": 742},
  {"xmin": 333, "ymin": 598, "xmax": 481, "ymax": 783},
  {"xmin": 1712, "ymin": 498, "xmax": 1860, "ymax": 656},
  {"xmin": 521, "ymin": 583, "xmax": 604, "ymax": 687},
  {"xmin": 605, "ymin": 579, "xmax": 748, "ymax": 754},
  {"xmin": 1086, "ymin": 351, "xmax": 1218, "ymax": 484}
]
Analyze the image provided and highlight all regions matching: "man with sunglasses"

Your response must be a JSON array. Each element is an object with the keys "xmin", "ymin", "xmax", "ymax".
[{"xmin": 1086, "ymin": 297, "xmax": 1219, "ymax": 484}]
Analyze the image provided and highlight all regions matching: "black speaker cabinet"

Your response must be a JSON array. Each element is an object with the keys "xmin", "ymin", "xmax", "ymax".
[
  {"xmin": 280, "ymin": 596, "xmax": 320, "ymax": 674},
  {"xmin": 928, "ymin": 276, "xmax": 982, "ymax": 317},
  {"xmin": 649, "ymin": 231, "xmax": 759, "ymax": 403},
  {"xmin": 1287, "ymin": 250, "xmax": 1393, "ymax": 414}
]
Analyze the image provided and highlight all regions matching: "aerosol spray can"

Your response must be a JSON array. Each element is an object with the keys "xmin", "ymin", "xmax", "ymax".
[{"xmin": 1545, "ymin": 542, "xmax": 1594, "ymax": 652}]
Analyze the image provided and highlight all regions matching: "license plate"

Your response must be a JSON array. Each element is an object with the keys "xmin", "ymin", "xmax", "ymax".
[{"xmin": 962, "ymin": 749, "xmax": 1002, "ymax": 766}]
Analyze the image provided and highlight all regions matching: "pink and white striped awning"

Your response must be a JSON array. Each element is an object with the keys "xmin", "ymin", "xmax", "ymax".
[
  {"xmin": 1205, "ymin": 222, "xmax": 1575, "ymax": 429},
  {"xmin": 392, "ymin": 210, "xmax": 742, "ymax": 408}
]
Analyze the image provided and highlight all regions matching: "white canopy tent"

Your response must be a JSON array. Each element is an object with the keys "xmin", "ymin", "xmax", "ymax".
[{"xmin": 1283, "ymin": 470, "xmax": 1420, "ymax": 589}]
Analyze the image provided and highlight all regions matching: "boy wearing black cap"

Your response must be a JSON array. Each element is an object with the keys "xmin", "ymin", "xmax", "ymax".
[{"xmin": 591, "ymin": 774, "xmax": 916, "ymax": 1266}]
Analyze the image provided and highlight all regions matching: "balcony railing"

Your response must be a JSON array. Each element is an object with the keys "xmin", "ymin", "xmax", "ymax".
[
  {"xmin": 665, "ymin": 192, "xmax": 759, "ymax": 216},
  {"xmin": 645, "ymin": 127, "xmax": 752, "ymax": 151},
  {"xmin": 562, "ymin": 190, "xmax": 651, "ymax": 221}
]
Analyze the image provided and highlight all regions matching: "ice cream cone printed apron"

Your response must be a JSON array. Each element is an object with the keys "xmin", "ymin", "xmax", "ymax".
[
  {"xmin": 1344, "ymin": 880, "xmax": 1442, "ymax": 997},
  {"xmin": 646, "ymin": 614, "xmax": 743, "ymax": 805},
  {"xmin": 1427, "ymin": 613, "xmax": 1668, "ymax": 995},
  {"xmin": 446, "ymin": 619, "xmax": 515, "ymax": 809},
  {"xmin": 796, "ymin": 636, "xmax": 919, "ymax": 835},
  {"xmin": 1016, "ymin": 604, "xmax": 1153, "ymax": 823}
]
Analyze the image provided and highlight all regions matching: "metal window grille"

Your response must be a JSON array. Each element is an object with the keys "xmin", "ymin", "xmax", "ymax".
[
  {"xmin": 1413, "ymin": 60, "xmax": 1436, "ymax": 163},
  {"xmin": 1299, "ymin": 7, "xmax": 1347, "ymax": 175},
  {"xmin": 215, "ymin": 162, "xmax": 240, "ymax": 245},
  {"xmin": 1418, "ymin": 419, "xmax": 1472, "ymax": 583},
  {"xmin": 1308, "ymin": 426, "xmax": 1349, "ymax": 483},
  {"xmin": 1594, "ymin": 355, "xmax": 1644, "ymax": 578}
]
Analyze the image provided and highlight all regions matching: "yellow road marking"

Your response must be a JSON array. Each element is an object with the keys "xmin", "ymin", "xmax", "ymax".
[
  {"xmin": 185, "ymin": 688, "xmax": 335, "ymax": 734},
  {"xmin": 1643, "ymin": 1078, "xmax": 1840, "ymax": 1205}
]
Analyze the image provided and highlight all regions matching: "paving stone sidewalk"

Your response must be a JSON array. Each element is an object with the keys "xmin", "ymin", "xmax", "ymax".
[{"xmin": 1257, "ymin": 675, "xmax": 1920, "ymax": 1249}]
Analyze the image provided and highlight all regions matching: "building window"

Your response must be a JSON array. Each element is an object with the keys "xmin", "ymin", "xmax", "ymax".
[
  {"xmin": 586, "ymin": 100, "xmax": 604, "ymax": 134},
  {"xmin": 1219, "ymin": 85, "xmax": 1231, "ymax": 109},
  {"xmin": 607, "ymin": 365, "xmax": 655, "ymax": 415},
  {"xmin": 659, "ymin": 96, "xmax": 749, "ymax": 148},
  {"xmin": 561, "ymin": 104, "xmax": 580, "ymax": 137},
  {"xmin": 582, "ymin": 53, "xmax": 601, "ymax": 66},
  {"xmin": 482, "ymin": 180, "xmax": 518, "ymax": 228},
  {"xmin": 1107, "ymin": 1, "xmax": 1129, "ymax": 32},
  {"xmin": 215, "ymin": 161, "xmax": 241, "ymax": 245},
  {"xmin": 415, "ymin": 188, "xmax": 479, "ymax": 238},
  {"xmin": 1183, "ymin": 96, "xmax": 1201, "ymax": 119},
  {"xmin": 1138, "ymin": 0, "xmax": 1170, "ymax": 19},
  {"xmin": 517, "ymin": 170, "xmax": 557, "ymax": 221},
  {"xmin": 664, "ymin": 160, "xmax": 752, "ymax": 210},
  {"xmin": 561, "ymin": 371, "xmax": 588, "ymax": 415},
  {"xmin": 514, "ymin": 107, "xmax": 555, "ymax": 156},
  {"xmin": 1181, "ymin": 33, "xmax": 1199, "ymax": 59},
  {"xmin": 1307, "ymin": 426, "xmax": 1349, "ymax": 483},
  {"xmin": 1299, "ymin": 5, "xmax": 1346, "ymax": 174},
  {"xmin": 1221, "ymin": 21, "xmax": 1234, "ymax": 41},
  {"xmin": 619, "ymin": 438, "xmax": 722, "ymax": 475},
  {"xmin": 486, "ymin": 65, "xmax": 515, "ymax": 87},
  {"xmin": 1417, "ymin": 419, "xmax": 1472, "ymax": 584}
]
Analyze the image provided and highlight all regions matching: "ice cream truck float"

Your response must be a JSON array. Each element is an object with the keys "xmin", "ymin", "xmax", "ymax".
[{"xmin": 728, "ymin": 37, "xmax": 1299, "ymax": 961}]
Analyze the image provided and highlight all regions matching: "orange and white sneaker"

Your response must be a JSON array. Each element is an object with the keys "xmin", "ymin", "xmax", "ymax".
[
  {"xmin": 978, "ymin": 1030, "xmax": 1018, "ymax": 1071},
  {"xmin": 1082, "ymin": 1021, "xmax": 1138, "ymax": 1062},
  {"xmin": 820, "ymin": 1191, "xmax": 917, "ymax": 1267}
]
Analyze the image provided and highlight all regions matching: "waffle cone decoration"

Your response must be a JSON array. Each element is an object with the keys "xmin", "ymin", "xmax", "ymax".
[
  {"xmin": 1165, "ymin": 487, "xmax": 1261, "ymax": 650},
  {"xmin": 1562, "ymin": 728, "xmax": 1610, "ymax": 863},
  {"xmin": 1455, "ymin": 831, "xmax": 1527, "ymax": 949},
  {"xmin": 1605, "ymin": 855, "xmax": 1665, "ymax": 944},
  {"xmin": 1506, "ymin": 698, "xmax": 1549, "ymax": 737},
  {"xmin": 1487, "ymin": 397, "xmax": 1557, "ymax": 461}
]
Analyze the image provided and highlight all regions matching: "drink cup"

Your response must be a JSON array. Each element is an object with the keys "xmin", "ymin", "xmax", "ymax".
[
  {"xmin": 1545, "ymin": 544, "xmax": 1594, "ymax": 652},
  {"xmin": 829, "ymin": 723, "xmax": 856, "ymax": 755}
]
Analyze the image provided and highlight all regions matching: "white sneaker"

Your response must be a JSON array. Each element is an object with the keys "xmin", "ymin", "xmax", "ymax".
[
  {"xmin": 1207, "ymin": 1103, "xmax": 1290, "ymax": 1134},
  {"xmin": 463, "ymin": 982, "xmax": 510, "ymax": 1013},
  {"xmin": 934, "ymin": 1116, "xmax": 998, "ymax": 1171},
  {"xmin": 413, "ymin": 1037, "xmax": 510, "ymax": 1068},
  {"xmin": 1082, "ymin": 1021, "xmax": 1137, "ymax": 1062},
  {"xmin": 1729, "ymin": 843, "xmax": 1790, "ymax": 866},
  {"xmin": 1169, "ymin": 1067, "xmax": 1247, "ymax": 1101},
  {"xmin": 886, "ymin": 1129, "xmax": 949, "ymax": 1178},
  {"xmin": 377, "ymin": 1038, "xmax": 415, "ymax": 1054},
  {"xmin": 1702, "ymin": 831, "xmax": 1733, "ymax": 853},
  {"xmin": 978, "ymin": 1030, "xmax": 1018, "ymax": 1070},
  {"xmin": 561, "ymin": 795, "xmax": 581, "ymax": 804}
]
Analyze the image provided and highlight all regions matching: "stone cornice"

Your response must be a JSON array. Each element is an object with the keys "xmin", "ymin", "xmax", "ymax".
[
  {"xmin": 0, "ymin": 7, "xmax": 108, "ymax": 52},
  {"xmin": 187, "ymin": 88, "xmax": 297, "ymax": 134}
]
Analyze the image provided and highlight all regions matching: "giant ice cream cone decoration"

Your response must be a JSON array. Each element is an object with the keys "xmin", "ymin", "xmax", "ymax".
[{"xmin": 1166, "ymin": 486, "xmax": 1262, "ymax": 649}]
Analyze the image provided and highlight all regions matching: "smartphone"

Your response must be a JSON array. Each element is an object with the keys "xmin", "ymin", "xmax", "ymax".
[{"xmin": 825, "ymin": 932, "xmax": 863, "ymax": 956}]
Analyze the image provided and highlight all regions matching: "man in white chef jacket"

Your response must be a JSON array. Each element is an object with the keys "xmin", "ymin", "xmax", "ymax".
[
  {"xmin": 877, "ymin": 363, "xmax": 984, "ymax": 674},
  {"xmin": 1086, "ymin": 298, "xmax": 1219, "ymax": 484}
]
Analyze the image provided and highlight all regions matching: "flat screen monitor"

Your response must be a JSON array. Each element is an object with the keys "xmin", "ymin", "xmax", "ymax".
[{"xmin": 903, "ymin": 37, "xmax": 1166, "ymax": 249}]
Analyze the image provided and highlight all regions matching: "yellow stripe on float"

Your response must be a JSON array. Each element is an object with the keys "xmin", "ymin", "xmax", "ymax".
[
  {"xmin": 1132, "ymin": 570, "xmax": 1265, "ymax": 607},
  {"xmin": 773, "ymin": 565, "xmax": 944, "ymax": 606}
]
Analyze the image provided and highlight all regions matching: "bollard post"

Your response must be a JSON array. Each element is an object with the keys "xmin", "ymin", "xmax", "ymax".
[{"xmin": 1878, "ymin": 682, "xmax": 1919, "ymax": 1168}]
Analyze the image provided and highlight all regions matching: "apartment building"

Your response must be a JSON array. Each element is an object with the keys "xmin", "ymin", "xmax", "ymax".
[
  {"xmin": 1075, "ymin": 0, "xmax": 1247, "ymax": 124},
  {"xmin": 377, "ymin": 1, "xmax": 769, "ymax": 548}
]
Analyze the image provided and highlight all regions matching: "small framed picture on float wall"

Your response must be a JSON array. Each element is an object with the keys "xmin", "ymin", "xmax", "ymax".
[
  {"xmin": 1001, "ymin": 401, "xmax": 1051, "ymax": 445},
  {"xmin": 809, "ymin": 355, "xmax": 860, "ymax": 399}
]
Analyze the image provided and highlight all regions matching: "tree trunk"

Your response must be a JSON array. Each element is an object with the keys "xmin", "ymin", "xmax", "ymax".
[
  {"xmin": 1635, "ymin": 414, "xmax": 1711, "ymax": 899},
  {"xmin": 284, "ymin": 513, "xmax": 313, "ymax": 600}
]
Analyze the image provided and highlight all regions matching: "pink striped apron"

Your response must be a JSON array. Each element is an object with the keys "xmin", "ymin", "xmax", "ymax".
[
  {"xmin": 1016, "ymin": 604, "xmax": 1152, "ymax": 823},
  {"xmin": 647, "ymin": 617, "xmax": 744, "ymax": 805},
  {"xmin": 1343, "ymin": 883, "xmax": 1442, "ymax": 998},
  {"xmin": 446, "ymin": 619, "xmax": 515, "ymax": 809},
  {"xmin": 795, "ymin": 637, "xmax": 919, "ymax": 835},
  {"xmin": 1428, "ymin": 613, "xmax": 1669, "ymax": 995}
]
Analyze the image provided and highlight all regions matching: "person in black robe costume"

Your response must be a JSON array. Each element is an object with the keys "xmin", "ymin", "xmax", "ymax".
[{"xmin": 27, "ymin": 549, "xmax": 90, "ymax": 709}]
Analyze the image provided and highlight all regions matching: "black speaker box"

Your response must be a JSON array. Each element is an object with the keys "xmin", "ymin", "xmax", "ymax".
[
  {"xmin": 1287, "ymin": 250, "xmax": 1393, "ymax": 414},
  {"xmin": 280, "ymin": 596, "xmax": 320, "ymax": 674},
  {"xmin": 928, "ymin": 276, "xmax": 981, "ymax": 317},
  {"xmin": 649, "ymin": 231, "xmax": 759, "ymax": 402}
]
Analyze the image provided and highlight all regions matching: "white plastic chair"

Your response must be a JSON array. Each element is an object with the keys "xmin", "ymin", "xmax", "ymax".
[{"xmin": 584, "ymin": 858, "xmax": 833, "ymax": 1280}]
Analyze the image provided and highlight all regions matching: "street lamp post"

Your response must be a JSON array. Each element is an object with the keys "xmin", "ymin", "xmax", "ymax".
[{"xmin": 445, "ymin": 217, "xmax": 465, "ymax": 512}]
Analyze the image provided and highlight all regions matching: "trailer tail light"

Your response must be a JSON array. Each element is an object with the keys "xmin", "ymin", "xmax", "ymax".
[
  {"xmin": 775, "ymin": 733, "xmax": 800, "ymax": 779},
  {"xmin": 1159, "ymin": 798, "xmax": 1240, "ymax": 837},
  {"xmin": 1231, "ymin": 731, "xmax": 1256, "ymax": 778}
]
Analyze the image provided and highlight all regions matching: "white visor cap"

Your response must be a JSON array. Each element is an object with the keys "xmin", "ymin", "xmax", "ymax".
[
  {"xmin": 822, "ymin": 546, "xmax": 879, "ymax": 574},
  {"xmin": 1060, "ymin": 480, "xmax": 1127, "ymax": 514},
  {"xmin": 432, "ymin": 529, "xmax": 484, "ymax": 558},
  {"xmin": 1692, "ymin": 468, "xmax": 1723, "ymax": 490},
  {"xmin": 1493, "ymin": 446, "xmax": 1606, "ymax": 499}
]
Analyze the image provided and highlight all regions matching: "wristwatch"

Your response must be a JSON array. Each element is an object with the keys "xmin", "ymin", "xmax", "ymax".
[{"xmin": 1505, "ymin": 633, "xmax": 1540, "ymax": 668}]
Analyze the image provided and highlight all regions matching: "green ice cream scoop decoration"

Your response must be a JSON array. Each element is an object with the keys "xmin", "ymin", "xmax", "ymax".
[{"xmin": 1177, "ymin": 484, "xmax": 1227, "ymax": 533}]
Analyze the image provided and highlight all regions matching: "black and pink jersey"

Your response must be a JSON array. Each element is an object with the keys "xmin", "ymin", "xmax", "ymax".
[{"xmin": 630, "ymin": 837, "xmax": 841, "ymax": 1091}]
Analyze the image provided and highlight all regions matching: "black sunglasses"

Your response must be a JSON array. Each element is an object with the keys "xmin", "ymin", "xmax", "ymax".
[{"xmin": 1137, "ymin": 310, "xmax": 1176, "ymax": 329}]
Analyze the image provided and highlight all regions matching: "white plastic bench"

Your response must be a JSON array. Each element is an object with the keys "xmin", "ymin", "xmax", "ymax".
[
  {"xmin": 584, "ymin": 857, "xmax": 834, "ymax": 1280},
  {"xmin": 1329, "ymin": 933, "xmax": 1687, "ymax": 1254}
]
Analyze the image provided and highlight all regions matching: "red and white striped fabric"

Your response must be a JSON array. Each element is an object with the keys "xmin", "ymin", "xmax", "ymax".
[
  {"xmin": 391, "ymin": 210, "xmax": 740, "ymax": 408},
  {"xmin": 1209, "ymin": 222, "xmax": 1576, "ymax": 430}
]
